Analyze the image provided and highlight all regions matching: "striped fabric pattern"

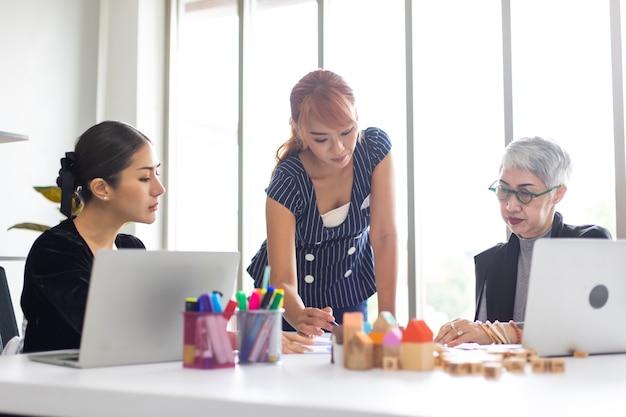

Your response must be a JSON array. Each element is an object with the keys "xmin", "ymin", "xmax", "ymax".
[{"xmin": 247, "ymin": 127, "xmax": 392, "ymax": 310}]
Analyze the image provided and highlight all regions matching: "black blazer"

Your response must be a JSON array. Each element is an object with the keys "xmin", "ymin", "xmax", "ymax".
[{"xmin": 474, "ymin": 212, "xmax": 611, "ymax": 322}]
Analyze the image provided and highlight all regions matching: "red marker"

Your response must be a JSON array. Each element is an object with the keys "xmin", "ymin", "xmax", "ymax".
[{"xmin": 222, "ymin": 299, "xmax": 237, "ymax": 320}]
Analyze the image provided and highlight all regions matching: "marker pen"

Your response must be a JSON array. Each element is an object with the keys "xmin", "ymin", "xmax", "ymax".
[
  {"xmin": 259, "ymin": 286, "xmax": 275, "ymax": 309},
  {"xmin": 236, "ymin": 290, "xmax": 248, "ymax": 311},
  {"xmin": 197, "ymin": 293, "xmax": 213, "ymax": 312},
  {"xmin": 185, "ymin": 297, "xmax": 198, "ymax": 312},
  {"xmin": 195, "ymin": 314, "xmax": 213, "ymax": 368},
  {"xmin": 222, "ymin": 299, "xmax": 237, "ymax": 320},
  {"xmin": 211, "ymin": 292, "xmax": 223, "ymax": 313},
  {"xmin": 261, "ymin": 265, "xmax": 271, "ymax": 290},
  {"xmin": 183, "ymin": 297, "xmax": 198, "ymax": 367},
  {"xmin": 268, "ymin": 289, "xmax": 284, "ymax": 310},
  {"xmin": 248, "ymin": 290, "xmax": 261, "ymax": 310}
]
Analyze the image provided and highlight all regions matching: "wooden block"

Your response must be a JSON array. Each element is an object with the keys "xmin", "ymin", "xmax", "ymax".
[
  {"xmin": 400, "ymin": 342, "xmax": 435, "ymax": 371},
  {"xmin": 403, "ymin": 319, "xmax": 433, "ymax": 343},
  {"xmin": 506, "ymin": 347, "xmax": 532, "ymax": 360},
  {"xmin": 345, "ymin": 332, "xmax": 374, "ymax": 370},
  {"xmin": 434, "ymin": 352, "xmax": 443, "ymax": 368},
  {"xmin": 343, "ymin": 311, "xmax": 364, "ymax": 328},
  {"xmin": 367, "ymin": 332, "xmax": 385, "ymax": 368},
  {"xmin": 573, "ymin": 350, "xmax": 589, "ymax": 358},
  {"xmin": 447, "ymin": 360, "xmax": 470, "ymax": 376},
  {"xmin": 382, "ymin": 344, "xmax": 400, "ymax": 356},
  {"xmin": 372, "ymin": 344, "xmax": 384, "ymax": 368},
  {"xmin": 526, "ymin": 348, "xmax": 539, "ymax": 358},
  {"xmin": 549, "ymin": 358, "xmax": 566, "ymax": 373},
  {"xmin": 373, "ymin": 311, "xmax": 399, "ymax": 333},
  {"xmin": 530, "ymin": 357, "xmax": 549, "ymax": 373},
  {"xmin": 382, "ymin": 328, "xmax": 403, "ymax": 349},
  {"xmin": 342, "ymin": 312, "xmax": 364, "ymax": 365},
  {"xmin": 503, "ymin": 357, "xmax": 526, "ymax": 373},
  {"xmin": 382, "ymin": 356, "xmax": 399, "ymax": 371},
  {"xmin": 468, "ymin": 361, "xmax": 484, "ymax": 375},
  {"xmin": 483, "ymin": 362, "xmax": 502, "ymax": 379}
]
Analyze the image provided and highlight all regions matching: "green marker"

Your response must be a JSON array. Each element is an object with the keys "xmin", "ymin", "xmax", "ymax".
[
  {"xmin": 236, "ymin": 290, "xmax": 248, "ymax": 311},
  {"xmin": 269, "ymin": 288, "xmax": 284, "ymax": 310}
]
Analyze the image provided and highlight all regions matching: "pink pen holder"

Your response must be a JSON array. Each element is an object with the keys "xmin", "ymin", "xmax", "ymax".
[
  {"xmin": 182, "ymin": 312, "xmax": 235, "ymax": 369},
  {"xmin": 237, "ymin": 309, "xmax": 283, "ymax": 364}
]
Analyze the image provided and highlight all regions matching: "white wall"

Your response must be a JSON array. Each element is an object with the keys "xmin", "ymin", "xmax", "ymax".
[
  {"xmin": 0, "ymin": 0, "xmax": 166, "ymax": 328},
  {"xmin": 96, "ymin": 0, "xmax": 167, "ymax": 246},
  {"xmin": 0, "ymin": 0, "xmax": 100, "ymax": 257}
]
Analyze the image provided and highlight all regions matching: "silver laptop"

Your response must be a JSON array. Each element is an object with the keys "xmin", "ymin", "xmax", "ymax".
[
  {"xmin": 523, "ymin": 238, "xmax": 626, "ymax": 357},
  {"xmin": 28, "ymin": 249, "xmax": 239, "ymax": 368}
]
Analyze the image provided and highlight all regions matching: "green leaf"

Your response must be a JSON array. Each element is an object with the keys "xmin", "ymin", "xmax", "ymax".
[
  {"xmin": 7, "ymin": 223, "xmax": 51, "ymax": 232},
  {"xmin": 33, "ymin": 186, "xmax": 62, "ymax": 203},
  {"xmin": 9, "ymin": 185, "xmax": 82, "ymax": 234}
]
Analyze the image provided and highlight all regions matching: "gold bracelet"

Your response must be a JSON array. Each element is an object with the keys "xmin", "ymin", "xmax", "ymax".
[
  {"xmin": 476, "ymin": 321, "xmax": 498, "ymax": 344},
  {"xmin": 486, "ymin": 321, "xmax": 507, "ymax": 344},
  {"xmin": 495, "ymin": 320, "xmax": 511, "ymax": 344}
]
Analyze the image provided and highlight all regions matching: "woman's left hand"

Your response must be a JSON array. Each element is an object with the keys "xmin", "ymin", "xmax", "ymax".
[
  {"xmin": 281, "ymin": 332, "xmax": 314, "ymax": 353},
  {"xmin": 433, "ymin": 318, "xmax": 492, "ymax": 347}
]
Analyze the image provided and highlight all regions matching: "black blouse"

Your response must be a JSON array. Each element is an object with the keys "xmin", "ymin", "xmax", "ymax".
[{"xmin": 20, "ymin": 219, "xmax": 144, "ymax": 353}]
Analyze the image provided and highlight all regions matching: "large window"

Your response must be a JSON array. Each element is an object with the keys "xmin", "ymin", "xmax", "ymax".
[
  {"xmin": 171, "ymin": 0, "xmax": 623, "ymax": 331},
  {"xmin": 170, "ymin": 0, "xmax": 240, "ymax": 252},
  {"xmin": 323, "ymin": 0, "xmax": 409, "ymax": 328},
  {"xmin": 412, "ymin": 1, "xmax": 504, "ymax": 328},
  {"xmin": 242, "ymin": 0, "xmax": 318, "ymax": 292},
  {"xmin": 511, "ymin": 0, "xmax": 616, "ymax": 233}
]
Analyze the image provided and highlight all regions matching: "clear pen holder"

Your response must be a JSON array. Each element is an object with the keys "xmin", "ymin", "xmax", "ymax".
[
  {"xmin": 237, "ymin": 309, "xmax": 283, "ymax": 364},
  {"xmin": 182, "ymin": 311, "xmax": 235, "ymax": 369}
]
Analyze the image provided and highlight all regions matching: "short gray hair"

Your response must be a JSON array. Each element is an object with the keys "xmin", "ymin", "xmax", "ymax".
[{"xmin": 500, "ymin": 136, "xmax": 572, "ymax": 188}]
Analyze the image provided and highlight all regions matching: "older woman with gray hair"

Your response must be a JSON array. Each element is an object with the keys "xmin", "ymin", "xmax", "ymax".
[{"xmin": 435, "ymin": 136, "xmax": 611, "ymax": 347}]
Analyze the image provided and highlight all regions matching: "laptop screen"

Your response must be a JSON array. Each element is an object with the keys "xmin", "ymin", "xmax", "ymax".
[
  {"xmin": 523, "ymin": 238, "xmax": 626, "ymax": 357},
  {"xmin": 77, "ymin": 250, "xmax": 239, "ymax": 367}
]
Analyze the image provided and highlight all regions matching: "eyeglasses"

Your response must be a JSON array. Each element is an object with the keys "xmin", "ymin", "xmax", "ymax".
[{"xmin": 488, "ymin": 180, "xmax": 561, "ymax": 204}]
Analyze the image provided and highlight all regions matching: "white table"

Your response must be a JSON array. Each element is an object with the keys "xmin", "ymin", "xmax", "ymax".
[{"xmin": 0, "ymin": 350, "xmax": 624, "ymax": 417}]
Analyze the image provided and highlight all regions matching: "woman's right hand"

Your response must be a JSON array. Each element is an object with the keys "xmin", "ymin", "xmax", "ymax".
[{"xmin": 294, "ymin": 306, "xmax": 336, "ymax": 337}]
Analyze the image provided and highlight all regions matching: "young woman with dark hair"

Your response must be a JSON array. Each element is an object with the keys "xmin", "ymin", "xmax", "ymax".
[{"xmin": 21, "ymin": 121, "xmax": 165, "ymax": 353}]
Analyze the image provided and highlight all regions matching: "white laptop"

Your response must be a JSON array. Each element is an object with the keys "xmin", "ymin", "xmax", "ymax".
[
  {"xmin": 523, "ymin": 238, "xmax": 626, "ymax": 357},
  {"xmin": 28, "ymin": 249, "xmax": 239, "ymax": 368}
]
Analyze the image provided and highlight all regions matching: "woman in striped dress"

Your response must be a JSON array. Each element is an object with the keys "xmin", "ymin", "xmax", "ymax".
[{"xmin": 247, "ymin": 69, "xmax": 398, "ymax": 338}]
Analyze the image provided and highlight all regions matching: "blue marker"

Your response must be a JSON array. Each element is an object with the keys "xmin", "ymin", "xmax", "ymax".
[
  {"xmin": 197, "ymin": 293, "xmax": 213, "ymax": 312},
  {"xmin": 211, "ymin": 292, "xmax": 223, "ymax": 313}
]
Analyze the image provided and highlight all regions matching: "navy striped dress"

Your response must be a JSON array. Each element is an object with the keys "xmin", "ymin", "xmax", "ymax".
[{"xmin": 247, "ymin": 127, "xmax": 392, "ymax": 311}]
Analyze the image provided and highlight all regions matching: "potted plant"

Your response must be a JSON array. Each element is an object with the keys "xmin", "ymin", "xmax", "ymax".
[{"xmin": 8, "ymin": 186, "xmax": 82, "ymax": 232}]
